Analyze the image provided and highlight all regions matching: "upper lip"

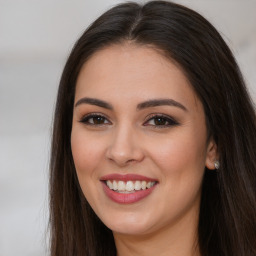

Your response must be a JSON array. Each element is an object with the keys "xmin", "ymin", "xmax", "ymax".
[{"xmin": 100, "ymin": 173, "xmax": 158, "ymax": 182}]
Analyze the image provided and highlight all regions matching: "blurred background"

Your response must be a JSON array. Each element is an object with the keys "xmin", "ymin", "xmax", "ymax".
[{"xmin": 0, "ymin": 0, "xmax": 255, "ymax": 255}]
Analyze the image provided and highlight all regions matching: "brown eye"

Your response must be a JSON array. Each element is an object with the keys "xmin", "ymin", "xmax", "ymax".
[
  {"xmin": 154, "ymin": 117, "xmax": 168, "ymax": 125},
  {"xmin": 144, "ymin": 114, "xmax": 179, "ymax": 127},
  {"xmin": 92, "ymin": 116, "xmax": 106, "ymax": 124},
  {"xmin": 80, "ymin": 114, "xmax": 110, "ymax": 125}
]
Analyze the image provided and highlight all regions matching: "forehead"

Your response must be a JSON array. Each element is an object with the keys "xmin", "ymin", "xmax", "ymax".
[{"xmin": 75, "ymin": 43, "xmax": 200, "ymax": 110}]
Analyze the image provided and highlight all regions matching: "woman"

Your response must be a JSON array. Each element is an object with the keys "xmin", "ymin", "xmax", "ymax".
[{"xmin": 49, "ymin": 1, "xmax": 256, "ymax": 256}]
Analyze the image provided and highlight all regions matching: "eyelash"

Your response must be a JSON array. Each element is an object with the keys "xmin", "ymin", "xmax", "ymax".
[
  {"xmin": 79, "ymin": 113, "xmax": 111, "ymax": 126},
  {"xmin": 79, "ymin": 113, "xmax": 179, "ymax": 128},
  {"xmin": 144, "ymin": 114, "xmax": 179, "ymax": 128}
]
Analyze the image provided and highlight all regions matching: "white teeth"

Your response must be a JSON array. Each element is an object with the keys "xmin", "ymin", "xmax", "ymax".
[
  {"xmin": 106, "ymin": 180, "xmax": 113, "ymax": 189},
  {"xmin": 146, "ymin": 181, "xmax": 153, "ymax": 189},
  {"xmin": 113, "ymin": 180, "xmax": 118, "ymax": 190},
  {"xmin": 117, "ymin": 181, "xmax": 126, "ymax": 191},
  {"xmin": 134, "ymin": 180, "xmax": 141, "ymax": 190},
  {"xmin": 141, "ymin": 181, "xmax": 147, "ymax": 190},
  {"xmin": 126, "ymin": 181, "xmax": 134, "ymax": 191},
  {"xmin": 105, "ymin": 180, "xmax": 156, "ymax": 192}
]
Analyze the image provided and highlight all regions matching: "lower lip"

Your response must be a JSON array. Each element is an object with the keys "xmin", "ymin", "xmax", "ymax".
[{"xmin": 102, "ymin": 182, "xmax": 157, "ymax": 204}]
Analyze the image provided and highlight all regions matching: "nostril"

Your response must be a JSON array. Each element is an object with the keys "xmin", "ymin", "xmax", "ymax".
[
  {"xmin": 108, "ymin": 157, "xmax": 137, "ymax": 167},
  {"xmin": 127, "ymin": 159, "xmax": 135, "ymax": 163}
]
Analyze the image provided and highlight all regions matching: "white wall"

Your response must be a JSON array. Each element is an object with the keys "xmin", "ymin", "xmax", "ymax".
[{"xmin": 0, "ymin": 1, "xmax": 255, "ymax": 255}]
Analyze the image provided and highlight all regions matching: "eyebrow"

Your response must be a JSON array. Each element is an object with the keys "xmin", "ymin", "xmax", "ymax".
[
  {"xmin": 75, "ymin": 97, "xmax": 187, "ymax": 111},
  {"xmin": 75, "ymin": 97, "xmax": 113, "ymax": 109},
  {"xmin": 137, "ymin": 99, "xmax": 187, "ymax": 111}
]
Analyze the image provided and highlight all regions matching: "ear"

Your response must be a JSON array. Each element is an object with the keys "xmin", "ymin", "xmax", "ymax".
[{"xmin": 205, "ymin": 138, "xmax": 218, "ymax": 170}]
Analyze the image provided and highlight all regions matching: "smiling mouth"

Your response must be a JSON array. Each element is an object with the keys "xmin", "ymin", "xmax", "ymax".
[
  {"xmin": 100, "ymin": 174, "xmax": 158, "ymax": 203},
  {"xmin": 104, "ymin": 180, "xmax": 157, "ymax": 193}
]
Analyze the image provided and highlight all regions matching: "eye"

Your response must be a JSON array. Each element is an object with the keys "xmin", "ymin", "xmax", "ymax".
[
  {"xmin": 80, "ymin": 114, "xmax": 111, "ymax": 126},
  {"xmin": 144, "ymin": 114, "xmax": 179, "ymax": 127}
]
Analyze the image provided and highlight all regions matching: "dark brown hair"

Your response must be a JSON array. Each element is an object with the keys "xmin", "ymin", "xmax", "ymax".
[{"xmin": 49, "ymin": 1, "xmax": 256, "ymax": 255}]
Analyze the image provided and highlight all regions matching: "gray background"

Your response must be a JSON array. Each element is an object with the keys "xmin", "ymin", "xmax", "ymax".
[{"xmin": 0, "ymin": 0, "xmax": 255, "ymax": 255}]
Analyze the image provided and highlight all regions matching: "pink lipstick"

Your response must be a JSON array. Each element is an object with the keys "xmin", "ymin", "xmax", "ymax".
[{"xmin": 100, "ymin": 174, "xmax": 158, "ymax": 204}]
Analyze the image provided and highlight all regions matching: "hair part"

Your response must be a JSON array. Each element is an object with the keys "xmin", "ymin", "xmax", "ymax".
[{"xmin": 49, "ymin": 1, "xmax": 256, "ymax": 255}]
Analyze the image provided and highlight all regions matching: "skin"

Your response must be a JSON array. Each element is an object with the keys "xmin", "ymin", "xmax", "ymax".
[{"xmin": 71, "ymin": 43, "xmax": 218, "ymax": 256}]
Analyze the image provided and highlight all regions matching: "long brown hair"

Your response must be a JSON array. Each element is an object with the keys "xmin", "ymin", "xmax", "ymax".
[{"xmin": 49, "ymin": 1, "xmax": 256, "ymax": 255}]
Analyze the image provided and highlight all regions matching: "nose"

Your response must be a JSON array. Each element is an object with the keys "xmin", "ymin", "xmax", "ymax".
[{"xmin": 106, "ymin": 124, "xmax": 144, "ymax": 167}]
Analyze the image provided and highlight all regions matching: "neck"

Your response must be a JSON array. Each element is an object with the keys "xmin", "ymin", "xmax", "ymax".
[{"xmin": 113, "ymin": 208, "xmax": 201, "ymax": 256}]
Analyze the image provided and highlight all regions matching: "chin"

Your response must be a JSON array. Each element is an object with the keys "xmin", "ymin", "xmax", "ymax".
[
  {"xmin": 111, "ymin": 223, "xmax": 152, "ymax": 236},
  {"xmin": 102, "ymin": 213, "xmax": 156, "ymax": 236}
]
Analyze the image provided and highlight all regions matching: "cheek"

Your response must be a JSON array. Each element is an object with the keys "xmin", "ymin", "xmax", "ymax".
[
  {"xmin": 145, "ymin": 129, "xmax": 207, "ymax": 209},
  {"xmin": 148, "ymin": 133, "xmax": 206, "ymax": 212},
  {"xmin": 71, "ymin": 129, "xmax": 105, "ymax": 177},
  {"xmin": 148, "ymin": 132, "xmax": 207, "ymax": 173},
  {"xmin": 71, "ymin": 129, "xmax": 107, "ymax": 210}
]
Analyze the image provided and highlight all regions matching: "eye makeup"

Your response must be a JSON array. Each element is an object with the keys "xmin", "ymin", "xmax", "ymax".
[
  {"xmin": 79, "ymin": 113, "xmax": 111, "ymax": 126},
  {"xmin": 79, "ymin": 112, "xmax": 179, "ymax": 129},
  {"xmin": 143, "ymin": 113, "xmax": 179, "ymax": 128}
]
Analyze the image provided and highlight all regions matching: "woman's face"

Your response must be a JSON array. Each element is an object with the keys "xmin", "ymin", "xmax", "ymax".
[{"xmin": 71, "ymin": 44, "xmax": 217, "ymax": 236}]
